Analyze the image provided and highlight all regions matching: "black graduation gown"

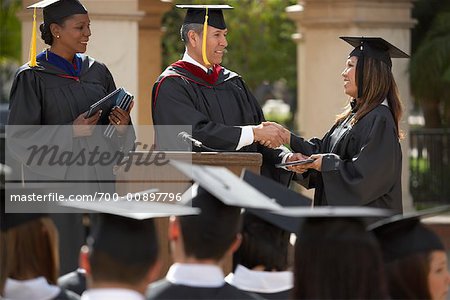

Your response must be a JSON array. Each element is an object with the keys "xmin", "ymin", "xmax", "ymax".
[
  {"xmin": 253, "ymin": 289, "xmax": 292, "ymax": 299},
  {"xmin": 55, "ymin": 288, "xmax": 81, "ymax": 300},
  {"xmin": 7, "ymin": 55, "xmax": 135, "ymax": 273},
  {"xmin": 152, "ymin": 61, "xmax": 290, "ymax": 184},
  {"xmin": 7, "ymin": 55, "xmax": 135, "ymax": 193},
  {"xmin": 147, "ymin": 279, "xmax": 262, "ymax": 300},
  {"xmin": 58, "ymin": 269, "xmax": 87, "ymax": 296},
  {"xmin": 291, "ymin": 105, "xmax": 402, "ymax": 211}
]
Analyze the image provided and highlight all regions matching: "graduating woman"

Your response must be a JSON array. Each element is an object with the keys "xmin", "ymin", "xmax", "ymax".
[
  {"xmin": 6, "ymin": 0, "xmax": 135, "ymax": 273},
  {"xmin": 370, "ymin": 208, "xmax": 450, "ymax": 300},
  {"xmin": 262, "ymin": 37, "xmax": 407, "ymax": 211}
]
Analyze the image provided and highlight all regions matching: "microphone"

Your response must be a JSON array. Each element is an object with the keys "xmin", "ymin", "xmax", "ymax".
[
  {"xmin": 177, "ymin": 131, "xmax": 204, "ymax": 148},
  {"xmin": 177, "ymin": 131, "xmax": 221, "ymax": 152}
]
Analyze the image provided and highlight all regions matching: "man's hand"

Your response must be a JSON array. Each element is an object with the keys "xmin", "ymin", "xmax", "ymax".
[
  {"xmin": 253, "ymin": 121, "xmax": 291, "ymax": 148},
  {"xmin": 253, "ymin": 122, "xmax": 286, "ymax": 148},
  {"xmin": 73, "ymin": 110, "xmax": 101, "ymax": 137}
]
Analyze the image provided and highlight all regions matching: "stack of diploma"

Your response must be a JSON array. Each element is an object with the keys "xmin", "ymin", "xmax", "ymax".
[{"xmin": 85, "ymin": 87, "xmax": 133, "ymax": 138}]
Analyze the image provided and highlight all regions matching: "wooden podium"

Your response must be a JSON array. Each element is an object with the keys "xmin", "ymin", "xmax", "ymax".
[{"xmin": 115, "ymin": 151, "xmax": 263, "ymax": 278}]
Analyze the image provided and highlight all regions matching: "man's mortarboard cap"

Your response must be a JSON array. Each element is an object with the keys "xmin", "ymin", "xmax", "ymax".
[
  {"xmin": 369, "ymin": 206, "xmax": 449, "ymax": 263},
  {"xmin": 340, "ymin": 36, "xmax": 409, "ymax": 98},
  {"xmin": 88, "ymin": 213, "xmax": 158, "ymax": 264},
  {"xmin": 57, "ymin": 189, "xmax": 199, "ymax": 264},
  {"xmin": 177, "ymin": 4, "xmax": 232, "ymax": 30},
  {"xmin": 177, "ymin": 5, "xmax": 232, "ymax": 67},
  {"xmin": 242, "ymin": 170, "xmax": 311, "ymax": 233},
  {"xmin": 171, "ymin": 160, "xmax": 281, "ymax": 211}
]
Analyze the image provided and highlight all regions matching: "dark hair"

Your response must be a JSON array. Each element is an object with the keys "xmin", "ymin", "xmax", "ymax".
[
  {"xmin": 337, "ymin": 56, "xmax": 403, "ymax": 138},
  {"xmin": 236, "ymin": 213, "xmax": 290, "ymax": 271},
  {"xmin": 179, "ymin": 203, "xmax": 242, "ymax": 261},
  {"xmin": 292, "ymin": 218, "xmax": 389, "ymax": 299},
  {"xmin": 180, "ymin": 23, "xmax": 203, "ymax": 45},
  {"xmin": 39, "ymin": 16, "xmax": 72, "ymax": 45},
  {"xmin": 385, "ymin": 252, "xmax": 431, "ymax": 299},
  {"xmin": 89, "ymin": 249, "xmax": 157, "ymax": 285}
]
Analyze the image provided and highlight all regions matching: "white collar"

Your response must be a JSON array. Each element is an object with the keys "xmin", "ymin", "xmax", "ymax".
[
  {"xmin": 81, "ymin": 288, "xmax": 145, "ymax": 300},
  {"xmin": 225, "ymin": 264, "xmax": 293, "ymax": 293},
  {"xmin": 3, "ymin": 277, "xmax": 61, "ymax": 300},
  {"xmin": 381, "ymin": 98, "xmax": 389, "ymax": 107},
  {"xmin": 166, "ymin": 263, "xmax": 225, "ymax": 288},
  {"xmin": 182, "ymin": 51, "xmax": 209, "ymax": 73}
]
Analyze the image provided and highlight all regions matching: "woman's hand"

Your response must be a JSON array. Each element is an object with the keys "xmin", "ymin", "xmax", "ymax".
[
  {"xmin": 73, "ymin": 110, "xmax": 101, "ymax": 137},
  {"xmin": 262, "ymin": 121, "xmax": 291, "ymax": 145},
  {"xmin": 287, "ymin": 153, "xmax": 324, "ymax": 173},
  {"xmin": 109, "ymin": 101, "xmax": 134, "ymax": 135}
]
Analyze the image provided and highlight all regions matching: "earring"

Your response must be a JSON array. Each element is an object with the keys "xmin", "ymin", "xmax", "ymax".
[{"xmin": 55, "ymin": 35, "xmax": 60, "ymax": 39}]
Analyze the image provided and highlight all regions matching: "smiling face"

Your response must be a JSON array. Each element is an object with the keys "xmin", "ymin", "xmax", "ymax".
[
  {"xmin": 50, "ymin": 14, "xmax": 91, "ymax": 60},
  {"xmin": 341, "ymin": 56, "xmax": 358, "ymax": 98},
  {"xmin": 428, "ymin": 250, "xmax": 450, "ymax": 300},
  {"xmin": 188, "ymin": 25, "xmax": 228, "ymax": 67}
]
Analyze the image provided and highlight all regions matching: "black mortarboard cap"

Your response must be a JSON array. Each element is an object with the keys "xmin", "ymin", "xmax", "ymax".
[
  {"xmin": 340, "ymin": 36, "xmax": 409, "ymax": 98},
  {"xmin": 369, "ymin": 206, "xmax": 449, "ymax": 263},
  {"xmin": 26, "ymin": 0, "xmax": 87, "ymax": 67},
  {"xmin": 89, "ymin": 213, "xmax": 158, "ymax": 264},
  {"xmin": 177, "ymin": 4, "xmax": 232, "ymax": 30},
  {"xmin": 28, "ymin": 0, "xmax": 88, "ymax": 25},
  {"xmin": 242, "ymin": 170, "xmax": 311, "ymax": 233},
  {"xmin": 56, "ymin": 189, "xmax": 199, "ymax": 264}
]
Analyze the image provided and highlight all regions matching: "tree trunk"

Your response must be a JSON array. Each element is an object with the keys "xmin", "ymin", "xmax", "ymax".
[{"xmin": 421, "ymin": 98, "xmax": 442, "ymax": 128}]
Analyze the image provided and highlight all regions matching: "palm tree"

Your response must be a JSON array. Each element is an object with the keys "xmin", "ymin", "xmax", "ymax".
[{"xmin": 410, "ymin": 7, "xmax": 450, "ymax": 128}]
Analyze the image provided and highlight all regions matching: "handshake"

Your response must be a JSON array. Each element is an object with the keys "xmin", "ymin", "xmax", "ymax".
[{"xmin": 253, "ymin": 121, "xmax": 291, "ymax": 148}]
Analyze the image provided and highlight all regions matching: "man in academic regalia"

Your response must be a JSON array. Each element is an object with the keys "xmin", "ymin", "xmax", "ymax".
[{"xmin": 151, "ymin": 5, "xmax": 291, "ymax": 184}]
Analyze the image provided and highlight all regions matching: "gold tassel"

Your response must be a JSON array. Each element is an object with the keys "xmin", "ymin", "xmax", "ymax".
[
  {"xmin": 202, "ymin": 7, "xmax": 211, "ymax": 67},
  {"xmin": 29, "ymin": 7, "xmax": 37, "ymax": 67}
]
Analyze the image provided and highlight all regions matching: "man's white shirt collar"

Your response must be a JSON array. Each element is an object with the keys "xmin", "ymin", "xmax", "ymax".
[
  {"xmin": 81, "ymin": 288, "xmax": 145, "ymax": 300},
  {"xmin": 166, "ymin": 263, "xmax": 225, "ymax": 288},
  {"xmin": 182, "ymin": 51, "xmax": 209, "ymax": 73},
  {"xmin": 225, "ymin": 264, "xmax": 293, "ymax": 293}
]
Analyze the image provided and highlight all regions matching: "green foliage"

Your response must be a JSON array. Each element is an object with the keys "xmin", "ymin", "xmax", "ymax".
[
  {"xmin": 0, "ymin": 0, "xmax": 22, "ymax": 61},
  {"xmin": 161, "ymin": 0, "xmax": 298, "ymax": 90},
  {"xmin": 410, "ymin": 1, "xmax": 450, "ymax": 127}
]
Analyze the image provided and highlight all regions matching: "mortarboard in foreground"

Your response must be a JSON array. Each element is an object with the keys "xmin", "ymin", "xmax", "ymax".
[
  {"xmin": 171, "ymin": 160, "xmax": 282, "ymax": 211},
  {"xmin": 369, "ymin": 205, "xmax": 450, "ymax": 263},
  {"xmin": 55, "ymin": 188, "xmax": 199, "ymax": 264},
  {"xmin": 242, "ymin": 170, "xmax": 312, "ymax": 233},
  {"xmin": 340, "ymin": 36, "xmax": 409, "ymax": 98}
]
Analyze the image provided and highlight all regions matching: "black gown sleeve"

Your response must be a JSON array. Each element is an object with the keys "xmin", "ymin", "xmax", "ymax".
[
  {"xmin": 152, "ymin": 77, "xmax": 242, "ymax": 150},
  {"xmin": 7, "ymin": 69, "xmax": 73, "ymax": 179},
  {"xmin": 320, "ymin": 113, "xmax": 401, "ymax": 205}
]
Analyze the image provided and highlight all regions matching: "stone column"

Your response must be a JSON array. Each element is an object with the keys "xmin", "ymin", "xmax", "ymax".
[
  {"xmin": 287, "ymin": 0, "xmax": 416, "ymax": 210},
  {"xmin": 137, "ymin": 0, "xmax": 172, "ymax": 146}
]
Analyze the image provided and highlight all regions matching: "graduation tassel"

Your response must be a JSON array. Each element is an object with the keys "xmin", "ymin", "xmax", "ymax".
[
  {"xmin": 202, "ymin": 7, "xmax": 211, "ymax": 67},
  {"xmin": 29, "ymin": 7, "xmax": 37, "ymax": 67}
]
